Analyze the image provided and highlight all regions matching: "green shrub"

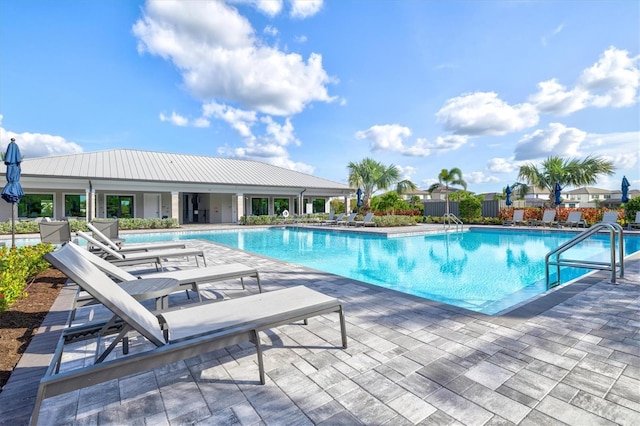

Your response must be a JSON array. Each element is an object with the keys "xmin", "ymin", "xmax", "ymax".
[
  {"xmin": 373, "ymin": 215, "xmax": 416, "ymax": 227},
  {"xmin": 459, "ymin": 196, "xmax": 482, "ymax": 221},
  {"xmin": 0, "ymin": 243, "xmax": 54, "ymax": 312},
  {"xmin": 623, "ymin": 197, "xmax": 640, "ymax": 222}
]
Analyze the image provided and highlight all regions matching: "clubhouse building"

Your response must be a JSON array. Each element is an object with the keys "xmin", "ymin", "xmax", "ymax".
[{"xmin": 0, "ymin": 149, "xmax": 353, "ymax": 224}]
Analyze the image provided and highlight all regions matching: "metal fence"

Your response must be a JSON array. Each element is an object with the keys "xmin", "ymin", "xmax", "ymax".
[{"xmin": 423, "ymin": 199, "xmax": 528, "ymax": 218}]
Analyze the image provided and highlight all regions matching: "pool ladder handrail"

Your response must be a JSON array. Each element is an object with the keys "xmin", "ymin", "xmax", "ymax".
[
  {"xmin": 443, "ymin": 213, "xmax": 463, "ymax": 232},
  {"xmin": 545, "ymin": 222, "xmax": 624, "ymax": 288}
]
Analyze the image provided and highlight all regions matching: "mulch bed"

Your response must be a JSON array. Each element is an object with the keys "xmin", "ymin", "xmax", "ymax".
[{"xmin": 0, "ymin": 268, "xmax": 66, "ymax": 391}]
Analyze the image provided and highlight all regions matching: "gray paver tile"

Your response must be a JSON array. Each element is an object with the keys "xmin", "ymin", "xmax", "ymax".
[
  {"xmin": 461, "ymin": 383, "xmax": 531, "ymax": 424},
  {"xmin": 571, "ymin": 390, "xmax": 640, "ymax": 426},
  {"xmin": 464, "ymin": 360, "xmax": 514, "ymax": 390},
  {"xmin": 387, "ymin": 392, "xmax": 437, "ymax": 423},
  {"xmin": 426, "ymin": 387, "xmax": 493, "ymax": 425},
  {"xmin": 336, "ymin": 386, "xmax": 397, "ymax": 425},
  {"xmin": 536, "ymin": 395, "xmax": 617, "ymax": 425}
]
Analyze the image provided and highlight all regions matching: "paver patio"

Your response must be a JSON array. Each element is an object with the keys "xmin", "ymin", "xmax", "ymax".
[{"xmin": 0, "ymin": 225, "xmax": 638, "ymax": 425}]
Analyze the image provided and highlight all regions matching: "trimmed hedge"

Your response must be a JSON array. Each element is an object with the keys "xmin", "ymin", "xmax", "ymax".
[
  {"xmin": 0, "ymin": 218, "xmax": 179, "ymax": 235},
  {"xmin": 0, "ymin": 243, "xmax": 54, "ymax": 312}
]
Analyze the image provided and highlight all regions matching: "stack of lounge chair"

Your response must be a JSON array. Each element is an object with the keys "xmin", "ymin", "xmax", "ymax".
[{"xmin": 32, "ymin": 243, "xmax": 348, "ymax": 425}]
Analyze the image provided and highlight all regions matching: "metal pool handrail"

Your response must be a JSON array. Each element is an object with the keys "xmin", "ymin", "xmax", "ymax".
[
  {"xmin": 443, "ymin": 213, "xmax": 463, "ymax": 232},
  {"xmin": 545, "ymin": 222, "xmax": 624, "ymax": 288}
]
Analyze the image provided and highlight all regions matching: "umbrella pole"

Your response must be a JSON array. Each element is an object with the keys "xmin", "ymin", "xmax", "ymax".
[{"xmin": 11, "ymin": 203, "xmax": 16, "ymax": 248}]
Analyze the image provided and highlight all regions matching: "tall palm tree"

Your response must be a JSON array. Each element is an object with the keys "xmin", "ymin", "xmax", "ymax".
[
  {"xmin": 347, "ymin": 158, "xmax": 416, "ymax": 210},
  {"xmin": 428, "ymin": 168, "xmax": 467, "ymax": 215},
  {"xmin": 518, "ymin": 155, "xmax": 615, "ymax": 205}
]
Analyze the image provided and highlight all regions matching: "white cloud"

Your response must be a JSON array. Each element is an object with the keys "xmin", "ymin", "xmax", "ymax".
[
  {"xmin": 541, "ymin": 23, "xmax": 564, "ymax": 47},
  {"xmin": 528, "ymin": 79, "xmax": 589, "ymax": 116},
  {"xmin": 582, "ymin": 131, "xmax": 640, "ymax": 170},
  {"xmin": 0, "ymin": 116, "xmax": 83, "ymax": 158},
  {"xmin": 290, "ymin": 0, "xmax": 323, "ymax": 18},
  {"xmin": 514, "ymin": 123, "xmax": 587, "ymax": 161},
  {"xmin": 465, "ymin": 171, "xmax": 500, "ymax": 185},
  {"xmin": 261, "ymin": 116, "xmax": 299, "ymax": 146},
  {"xmin": 436, "ymin": 92, "xmax": 539, "ymax": 136},
  {"xmin": 530, "ymin": 47, "xmax": 639, "ymax": 115},
  {"xmin": 579, "ymin": 47, "xmax": 640, "ymax": 108},
  {"xmin": 133, "ymin": 0, "xmax": 336, "ymax": 116},
  {"xmin": 159, "ymin": 111, "xmax": 189, "ymax": 127},
  {"xmin": 396, "ymin": 165, "xmax": 416, "ymax": 182},
  {"xmin": 202, "ymin": 102, "xmax": 257, "ymax": 138},
  {"xmin": 229, "ymin": 0, "xmax": 283, "ymax": 17},
  {"xmin": 486, "ymin": 157, "xmax": 519, "ymax": 173},
  {"xmin": 355, "ymin": 124, "xmax": 411, "ymax": 152}
]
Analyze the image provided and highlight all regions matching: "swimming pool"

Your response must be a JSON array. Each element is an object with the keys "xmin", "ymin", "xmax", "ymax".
[{"xmin": 122, "ymin": 227, "xmax": 639, "ymax": 315}]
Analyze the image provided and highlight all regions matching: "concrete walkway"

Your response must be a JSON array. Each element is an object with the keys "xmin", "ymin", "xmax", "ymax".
[{"xmin": 1, "ymin": 226, "xmax": 639, "ymax": 425}]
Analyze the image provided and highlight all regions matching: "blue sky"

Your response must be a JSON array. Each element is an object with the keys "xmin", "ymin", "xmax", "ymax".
[{"xmin": 1, "ymin": 0, "xmax": 638, "ymax": 195}]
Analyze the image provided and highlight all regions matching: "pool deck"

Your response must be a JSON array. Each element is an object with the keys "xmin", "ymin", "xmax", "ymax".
[{"xmin": 1, "ymin": 224, "xmax": 639, "ymax": 425}]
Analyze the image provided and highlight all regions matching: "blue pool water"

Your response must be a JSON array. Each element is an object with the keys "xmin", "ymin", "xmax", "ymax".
[{"xmin": 121, "ymin": 228, "xmax": 639, "ymax": 315}]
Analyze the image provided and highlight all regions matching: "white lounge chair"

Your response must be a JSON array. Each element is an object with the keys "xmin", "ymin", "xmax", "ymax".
[
  {"xmin": 91, "ymin": 219, "xmax": 125, "ymax": 246},
  {"xmin": 503, "ymin": 209, "xmax": 525, "ymax": 226},
  {"xmin": 87, "ymin": 222, "xmax": 186, "ymax": 253},
  {"xmin": 34, "ymin": 244, "xmax": 347, "ymax": 425},
  {"xmin": 66, "ymin": 241, "xmax": 261, "ymax": 302},
  {"xmin": 602, "ymin": 211, "xmax": 620, "ymax": 224},
  {"xmin": 529, "ymin": 209, "xmax": 557, "ymax": 227},
  {"xmin": 355, "ymin": 212, "xmax": 376, "ymax": 227},
  {"xmin": 341, "ymin": 213, "xmax": 357, "ymax": 226},
  {"xmin": 559, "ymin": 211, "xmax": 587, "ymax": 228},
  {"xmin": 77, "ymin": 231, "xmax": 206, "ymax": 269}
]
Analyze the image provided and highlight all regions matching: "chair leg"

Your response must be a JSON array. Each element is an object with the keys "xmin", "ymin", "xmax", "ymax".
[{"xmin": 252, "ymin": 330, "xmax": 265, "ymax": 385}]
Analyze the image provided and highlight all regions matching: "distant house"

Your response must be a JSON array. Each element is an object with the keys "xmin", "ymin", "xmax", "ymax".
[
  {"xmin": 427, "ymin": 186, "xmax": 460, "ymax": 201},
  {"xmin": 563, "ymin": 186, "xmax": 639, "ymax": 208},
  {"xmin": 0, "ymin": 149, "xmax": 352, "ymax": 224},
  {"xmin": 401, "ymin": 189, "xmax": 431, "ymax": 202}
]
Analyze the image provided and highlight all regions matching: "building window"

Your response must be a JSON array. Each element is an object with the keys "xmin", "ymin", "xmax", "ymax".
[
  {"xmin": 18, "ymin": 194, "xmax": 53, "ymax": 218},
  {"xmin": 273, "ymin": 198, "xmax": 289, "ymax": 215},
  {"xmin": 592, "ymin": 195, "xmax": 600, "ymax": 199},
  {"xmin": 251, "ymin": 197, "xmax": 268, "ymax": 215},
  {"xmin": 604, "ymin": 194, "xmax": 611, "ymax": 199},
  {"xmin": 65, "ymin": 194, "xmax": 86, "ymax": 218},
  {"xmin": 106, "ymin": 195, "xmax": 134, "ymax": 218},
  {"xmin": 313, "ymin": 198, "xmax": 326, "ymax": 213}
]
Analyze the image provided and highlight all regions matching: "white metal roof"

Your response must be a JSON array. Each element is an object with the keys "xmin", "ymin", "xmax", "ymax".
[{"xmin": 4, "ymin": 149, "xmax": 350, "ymax": 192}]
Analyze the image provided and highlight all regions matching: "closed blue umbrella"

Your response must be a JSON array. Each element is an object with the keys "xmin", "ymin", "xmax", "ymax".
[
  {"xmin": 554, "ymin": 182, "xmax": 562, "ymax": 206},
  {"xmin": 621, "ymin": 176, "xmax": 630, "ymax": 203},
  {"xmin": 2, "ymin": 138, "xmax": 24, "ymax": 247},
  {"xmin": 505, "ymin": 186, "xmax": 512, "ymax": 206},
  {"xmin": 356, "ymin": 187, "xmax": 363, "ymax": 208}
]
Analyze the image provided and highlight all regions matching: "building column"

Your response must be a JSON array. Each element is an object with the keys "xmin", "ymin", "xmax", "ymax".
[
  {"xmin": 344, "ymin": 195, "xmax": 351, "ymax": 213},
  {"xmin": 234, "ymin": 194, "xmax": 244, "ymax": 223},
  {"xmin": 87, "ymin": 187, "xmax": 96, "ymax": 221},
  {"xmin": 171, "ymin": 192, "xmax": 179, "ymax": 223}
]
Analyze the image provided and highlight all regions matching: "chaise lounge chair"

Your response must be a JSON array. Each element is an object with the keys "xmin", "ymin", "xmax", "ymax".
[
  {"xmin": 559, "ymin": 211, "xmax": 587, "ymax": 228},
  {"xmin": 354, "ymin": 212, "xmax": 376, "ymax": 227},
  {"xmin": 87, "ymin": 222, "xmax": 187, "ymax": 253},
  {"xmin": 528, "ymin": 209, "xmax": 557, "ymax": 227},
  {"xmin": 33, "ymin": 244, "xmax": 347, "ymax": 425},
  {"xmin": 91, "ymin": 219, "xmax": 126, "ymax": 247},
  {"xmin": 340, "ymin": 212, "xmax": 357, "ymax": 226},
  {"xmin": 602, "ymin": 211, "xmax": 620, "ymax": 224},
  {"xmin": 67, "ymin": 240, "xmax": 261, "ymax": 301},
  {"xmin": 39, "ymin": 221, "xmax": 73, "ymax": 244},
  {"xmin": 503, "ymin": 209, "xmax": 525, "ymax": 226},
  {"xmin": 77, "ymin": 231, "xmax": 207, "ymax": 269}
]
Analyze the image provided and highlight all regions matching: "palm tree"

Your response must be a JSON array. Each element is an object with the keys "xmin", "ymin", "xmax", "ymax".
[
  {"xmin": 347, "ymin": 158, "xmax": 416, "ymax": 210},
  {"xmin": 428, "ymin": 168, "xmax": 467, "ymax": 215},
  {"xmin": 518, "ymin": 155, "xmax": 615, "ymax": 205}
]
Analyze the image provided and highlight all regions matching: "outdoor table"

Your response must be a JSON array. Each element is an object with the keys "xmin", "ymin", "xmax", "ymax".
[{"xmin": 118, "ymin": 277, "xmax": 181, "ymax": 310}]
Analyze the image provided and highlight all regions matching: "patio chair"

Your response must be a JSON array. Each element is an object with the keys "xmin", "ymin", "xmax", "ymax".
[
  {"xmin": 629, "ymin": 212, "xmax": 640, "ymax": 230},
  {"xmin": 91, "ymin": 219, "xmax": 125, "ymax": 247},
  {"xmin": 602, "ymin": 211, "xmax": 620, "ymax": 224},
  {"xmin": 66, "ymin": 240, "xmax": 261, "ymax": 302},
  {"xmin": 323, "ymin": 212, "xmax": 344, "ymax": 226},
  {"xmin": 39, "ymin": 221, "xmax": 72, "ymax": 244},
  {"xmin": 87, "ymin": 222, "xmax": 186, "ymax": 253},
  {"xmin": 341, "ymin": 213, "xmax": 356, "ymax": 226},
  {"xmin": 559, "ymin": 211, "xmax": 587, "ymax": 228},
  {"xmin": 503, "ymin": 209, "xmax": 525, "ymax": 226},
  {"xmin": 76, "ymin": 231, "xmax": 207, "ymax": 270},
  {"xmin": 355, "ymin": 212, "xmax": 376, "ymax": 227},
  {"xmin": 529, "ymin": 209, "xmax": 557, "ymax": 227},
  {"xmin": 33, "ymin": 244, "xmax": 347, "ymax": 425}
]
